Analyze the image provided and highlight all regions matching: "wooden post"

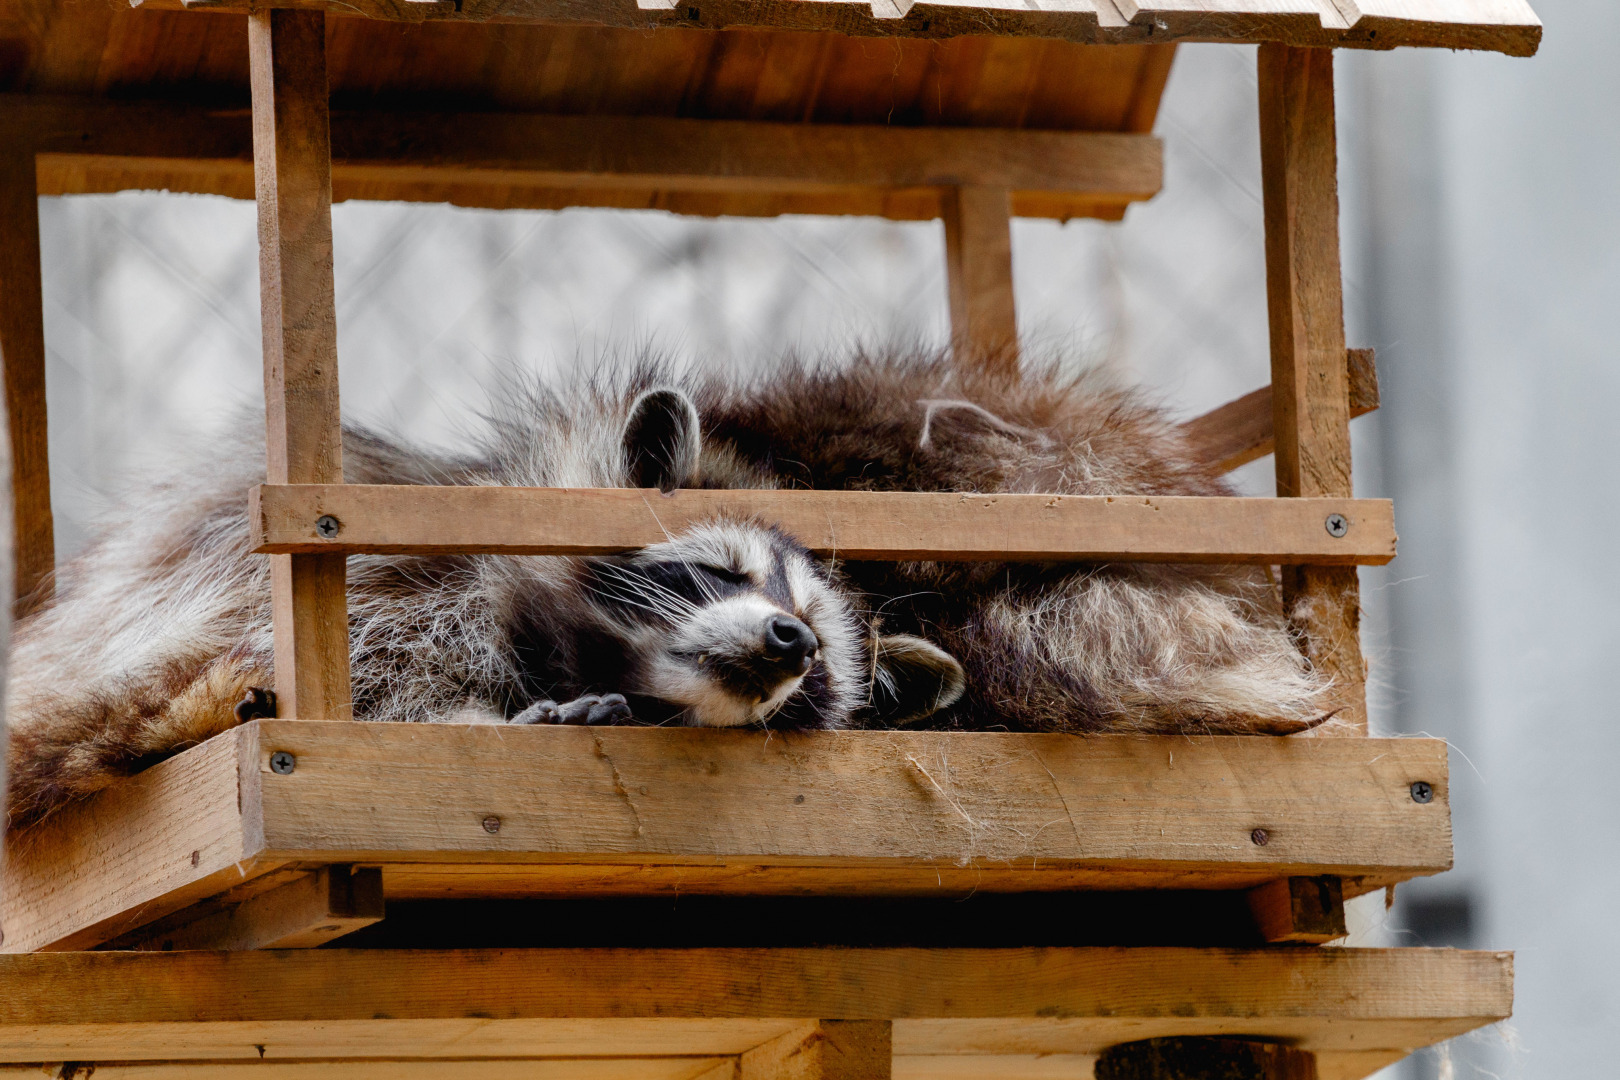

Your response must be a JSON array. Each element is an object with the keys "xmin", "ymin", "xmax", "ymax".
[
  {"xmin": 1258, "ymin": 44, "xmax": 1366, "ymax": 735},
  {"xmin": 738, "ymin": 1020, "xmax": 892, "ymax": 1080},
  {"xmin": 942, "ymin": 185, "xmax": 1018, "ymax": 377},
  {"xmin": 0, "ymin": 125, "xmax": 54, "ymax": 617},
  {"xmin": 1097, "ymin": 1038, "xmax": 1318, "ymax": 1080},
  {"xmin": 251, "ymin": 9, "xmax": 351, "ymax": 721},
  {"xmin": 1246, "ymin": 875, "xmax": 1348, "ymax": 944}
]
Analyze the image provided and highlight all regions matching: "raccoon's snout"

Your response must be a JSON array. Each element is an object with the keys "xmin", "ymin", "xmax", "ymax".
[{"xmin": 762, "ymin": 615, "xmax": 818, "ymax": 675}]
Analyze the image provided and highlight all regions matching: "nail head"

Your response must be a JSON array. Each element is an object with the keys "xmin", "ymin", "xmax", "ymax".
[
  {"xmin": 1250, "ymin": 828, "xmax": 1270, "ymax": 846},
  {"xmin": 482, "ymin": 815, "xmax": 502, "ymax": 834}
]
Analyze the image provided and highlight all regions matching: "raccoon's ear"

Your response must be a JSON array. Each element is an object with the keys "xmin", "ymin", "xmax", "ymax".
[
  {"xmin": 869, "ymin": 634, "xmax": 966, "ymax": 726},
  {"xmin": 623, "ymin": 388, "xmax": 701, "ymax": 493}
]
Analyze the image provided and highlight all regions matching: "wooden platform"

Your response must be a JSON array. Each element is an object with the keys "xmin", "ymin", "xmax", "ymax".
[
  {"xmin": 0, "ymin": 946, "xmax": 1513, "ymax": 1079},
  {"xmin": 1, "ymin": 723, "xmax": 1451, "ymax": 954}
]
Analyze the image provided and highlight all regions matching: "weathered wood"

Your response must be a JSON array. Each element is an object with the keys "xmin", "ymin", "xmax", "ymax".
[
  {"xmin": 251, "ymin": 10, "xmax": 352, "ymax": 723},
  {"xmin": 1096, "ymin": 1037, "xmax": 1317, "ymax": 1080},
  {"xmin": 1246, "ymin": 876, "xmax": 1347, "ymax": 944},
  {"xmin": 0, "ymin": 126, "xmax": 53, "ymax": 616},
  {"xmin": 1178, "ymin": 349, "xmax": 1378, "ymax": 474},
  {"xmin": 740, "ymin": 1021, "xmax": 893, "ymax": 1080},
  {"xmin": 0, "ymin": 1063, "xmax": 739, "ymax": 1080},
  {"xmin": 1258, "ymin": 44, "xmax": 1367, "ymax": 736},
  {"xmin": 125, "ymin": 866, "xmax": 384, "ymax": 951},
  {"xmin": 8, "ymin": 95, "xmax": 1163, "ymax": 223},
  {"xmin": 250, "ymin": 485, "xmax": 1396, "ymax": 565},
  {"xmin": 0, "ymin": 946, "xmax": 1516, "ymax": 1061},
  {"xmin": 943, "ymin": 186, "xmax": 1019, "ymax": 375}
]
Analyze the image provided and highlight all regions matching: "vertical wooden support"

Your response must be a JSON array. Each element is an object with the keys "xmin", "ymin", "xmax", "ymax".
[
  {"xmin": 251, "ymin": 10, "xmax": 351, "ymax": 721},
  {"xmin": 739, "ymin": 1020, "xmax": 892, "ymax": 1080},
  {"xmin": 1258, "ymin": 44, "xmax": 1366, "ymax": 735},
  {"xmin": 0, "ymin": 126, "xmax": 54, "ymax": 617},
  {"xmin": 1097, "ymin": 1038, "xmax": 1317, "ymax": 1080},
  {"xmin": 942, "ymin": 185, "xmax": 1019, "ymax": 376}
]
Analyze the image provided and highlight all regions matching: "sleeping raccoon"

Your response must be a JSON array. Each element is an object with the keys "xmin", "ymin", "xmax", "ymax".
[{"xmin": 4, "ymin": 352, "xmax": 1328, "ymax": 828}]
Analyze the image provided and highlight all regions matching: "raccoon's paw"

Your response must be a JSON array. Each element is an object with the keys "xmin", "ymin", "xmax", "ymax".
[
  {"xmin": 233, "ymin": 687, "xmax": 278, "ymax": 725},
  {"xmin": 512, "ymin": 694, "xmax": 632, "ymax": 726}
]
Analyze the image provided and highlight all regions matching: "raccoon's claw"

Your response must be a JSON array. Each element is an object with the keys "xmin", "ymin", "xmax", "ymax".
[
  {"xmin": 511, "ymin": 694, "xmax": 633, "ymax": 726},
  {"xmin": 233, "ymin": 687, "xmax": 277, "ymax": 724}
]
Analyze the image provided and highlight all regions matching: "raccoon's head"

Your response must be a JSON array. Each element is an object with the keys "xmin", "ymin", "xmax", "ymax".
[{"xmin": 574, "ymin": 387, "xmax": 965, "ymax": 729}]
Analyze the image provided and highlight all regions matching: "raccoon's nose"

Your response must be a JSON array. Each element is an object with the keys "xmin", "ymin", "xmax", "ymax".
[{"xmin": 762, "ymin": 615, "xmax": 819, "ymax": 675}]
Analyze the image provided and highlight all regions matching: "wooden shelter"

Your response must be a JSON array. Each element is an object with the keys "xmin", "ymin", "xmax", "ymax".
[{"xmin": 0, "ymin": 0, "xmax": 1537, "ymax": 1077}]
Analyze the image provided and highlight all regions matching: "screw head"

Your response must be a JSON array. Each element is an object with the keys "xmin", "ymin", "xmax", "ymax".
[
  {"xmin": 1410, "ymin": 780, "xmax": 1435, "ymax": 804},
  {"xmin": 269, "ymin": 751, "xmax": 296, "ymax": 775},
  {"xmin": 482, "ymin": 815, "xmax": 502, "ymax": 834},
  {"xmin": 1325, "ymin": 513, "xmax": 1350, "ymax": 538},
  {"xmin": 315, "ymin": 515, "xmax": 341, "ymax": 539},
  {"xmin": 1250, "ymin": 828, "xmax": 1270, "ymax": 846}
]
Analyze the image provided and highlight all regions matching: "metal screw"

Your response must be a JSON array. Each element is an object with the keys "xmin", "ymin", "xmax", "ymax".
[
  {"xmin": 1250, "ymin": 828, "xmax": 1270, "ymax": 846},
  {"xmin": 269, "ymin": 751, "xmax": 296, "ymax": 775},
  {"xmin": 482, "ymin": 815, "xmax": 502, "ymax": 834},
  {"xmin": 794, "ymin": 794, "xmax": 806, "ymax": 804},
  {"xmin": 1325, "ymin": 513, "xmax": 1349, "ymax": 538},
  {"xmin": 1410, "ymin": 781, "xmax": 1434, "ymax": 804},
  {"xmin": 315, "ymin": 515, "xmax": 341, "ymax": 539}
]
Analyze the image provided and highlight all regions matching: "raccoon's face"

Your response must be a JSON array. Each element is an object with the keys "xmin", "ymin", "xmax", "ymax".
[{"xmin": 582, "ymin": 521, "xmax": 863, "ymax": 727}]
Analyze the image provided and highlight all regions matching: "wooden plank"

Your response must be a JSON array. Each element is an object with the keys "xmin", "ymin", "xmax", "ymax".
[
  {"xmin": 1177, "ymin": 348, "xmax": 1377, "ymax": 474},
  {"xmin": 0, "ymin": 1063, "xmax": 737, "ymax": 1080},
  {"xmin": 250, "ymin": 11, "xmax": 352, "ymax": 723},
  {"xmin": 126, "ymin": 0, "xmax": 1543, "ymax": 56},
  {"xmin": 123, "ymin": 866, "xmax": 384, "ymax": 951},
  {"xmin": 249, "ymin": 485, "xmax": 1397, "ymax": 565},
  {"xmin": 943, "ymin": 186, "xmax": 1019, "ymax": 375},
  {"xmin": 1245, "ymin": 876, "xmax": 1347, "ymax": 944},
  {"xmin": 1258, "ymin": 44, "xmax": 1367, "ymax": 736},
  {"xmin": 740, "ymin": 1021, "xmax": 893, "ymax": 1080},
  {"xmin": 6, "ymin": 95, "xmax": 1161, "ymax": 223},
  {"xmin": 0, "ymin": 120, "xmax": 53, "ymax": 616},
  {"xmin": 0, "ymin": 947, "xmax": 1515, "ymax": 1060}
]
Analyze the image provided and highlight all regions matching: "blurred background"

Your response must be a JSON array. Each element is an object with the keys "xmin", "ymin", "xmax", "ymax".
[{"xmin": 32, "ymin": 0, "xmax": 1616, "ymax": 1074}]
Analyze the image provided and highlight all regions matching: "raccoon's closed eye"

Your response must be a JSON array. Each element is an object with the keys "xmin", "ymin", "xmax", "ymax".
[{"xmin": 699, "ymin": 564, "xmax": 751, "ymax": 585}]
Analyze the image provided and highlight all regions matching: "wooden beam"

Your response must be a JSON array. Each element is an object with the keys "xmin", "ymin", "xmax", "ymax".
[
  {"xmin": 250, "ymin": 11, "xmax": 352, "ymax": 722},
  {"xmin": 1178, "ymin": 348, "xmax": 1378, "ymax": 474},
  {"xmin": 1258, "ymin": 44, "xmax": 1367, "ymax": 736},
  {"xmin": 3, "ymin": 722, "xmax": 1451, "ymax": 951},
  {"xmin": 0, "ymin": 119, "xmax": 52, "ymax": 616},
  {"xmin": 0, "ymin": 1063, "xmax": 738, "ymax": 1080},
  {"xmin": 124, "ymin": 866, "xmax": 384, "ymax": 951},
  {"xmin": 0, "ymin": 946, "xmax": 1516, "ymax": 1061},
  {"xmin": 943, "ymin": 186, "xmax": 1019, "ymax": 376},
  {"xmin": 740, "ymin": 1021, "xmax": 893, "ymax": 1080},
  {"xmin": 249, "ymin": 485, "xmax": 1396, "ymax": 565},
  {"xmin": 8, "ymin": 95, "xmax": 1162, "ymax": 223},
  {"xmin": 1096, "ymin": 1038, "xmax": 1317, "ymax": 1080},
  {"xmin": 1246, "ymin": 876, "xmax": 1347, "ymax": 944}
]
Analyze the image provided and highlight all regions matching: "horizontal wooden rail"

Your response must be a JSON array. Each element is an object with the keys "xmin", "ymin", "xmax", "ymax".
[
  {"xmin": 7, "ymin": 94, "xmax": 1160, "ymax": 222},
  {"xmin": 250, "ymin": 485, "xmax": 1395, "ymax": 564},
  {"xmin": 2, "ymin": 724, "xmax": 1448, "ymax": 952}
]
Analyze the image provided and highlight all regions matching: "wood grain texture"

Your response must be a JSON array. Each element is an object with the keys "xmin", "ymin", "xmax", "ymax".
[
  {"xmin": 943, "ymin": 186, "xmax": 1019, "ymax": 376},
  {"xmin": 250, "ymin": 11, "xmax": 352, "ymax": 722},
  {"xmin": 250, "ymin": 485, "xmax": 1397, "ymax": 565},
  {"xmin": 1258, "ymin": 44, "xmax": 1367, "ymax": 736},
  {"xmin": 0, "ymin": 124, "xmax": 52, "ymax": 615},
  {"xmin": 1246, "ymin": 875, "xmax": 1347, "ymax": 944},
  {"xmin": 0, "ymin": 946, "xmax": 1515, "ymax": 1060},
  {"xmin": 9, "ymin": 95, "xmax": 1161, "ymax": 222},
  {"xmin": 1177, "ymin": 348, "xmax": 1378, "ymax": 474},
  {"xmin": 123, "ymin": 866, "xmax": 385, "ymax": 951},
  {"xmin": 741, "ymin": 1021, "xmax": 893, "ymax": 1080},
  {"xmin": 0, "ymin": 1063, "xmax": 738, "ymax": 1080}
]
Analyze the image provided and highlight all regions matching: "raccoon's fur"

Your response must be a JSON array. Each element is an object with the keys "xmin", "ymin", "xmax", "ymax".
[{"xmin": 4, "ymin": 352, "xmax": 1329, "ymax": 828}]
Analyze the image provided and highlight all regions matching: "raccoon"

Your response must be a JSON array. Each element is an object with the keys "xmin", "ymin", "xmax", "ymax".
[{"xmin": 4, "ymin": 352, "xmax": 1328, "ymax": 829}]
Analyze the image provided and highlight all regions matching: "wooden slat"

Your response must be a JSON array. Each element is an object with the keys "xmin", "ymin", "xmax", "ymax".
[
  {"xmin": 250, "ymin": 11, "xmax": 352, "ymax": 723},
  {"xmin": 0, "ymin": 1063, "xmax": 739, "ymax": 1080},
  {"xmin": 6, "ymin": 95, "xmax": 1161, "ymax": 223},
  {"xmin": 249, "ymin": 485, "xmax": 1396, "ymax": 565},
  {"xmin": 123, "ymin": 866, "xmax": 385, "ymax": 951},
  {"xmin": 1178, "ymin": 348, "xmax": 1377, "ymax": 474},
  {"xmin": 2, "ymin": 724, "xmax": 1451, "ymax": 951},
  {"xmin": 943, "ymin": 185, "xmax": 1019, "ymax": 375},
  {"xmin": 741, "ymin": 1021, "xmax": 893, "ymax": 1080},
  {"xmin": 127, "ymin": 0, "xmax": 1543, "ymax": 56},
  {"xmin": 0, "ymin": 117, "xmax": 53, "ymax": 616},
  {"xmin": 0, "ymin": 946, "xmax": 1515, "ymax": 1060},
  {"xmin": 1258, "ymin": 44, "xmax": 1368, "ymax": 736}
]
